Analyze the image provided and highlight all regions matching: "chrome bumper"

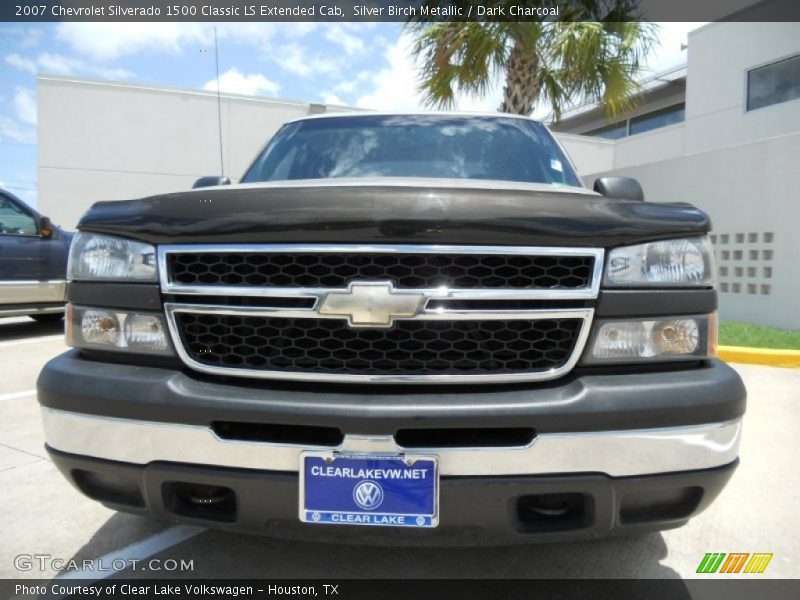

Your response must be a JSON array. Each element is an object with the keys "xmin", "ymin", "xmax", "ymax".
[{"xmin": 41, "ymin": 408, "xmax": 741, "ymax": 477}]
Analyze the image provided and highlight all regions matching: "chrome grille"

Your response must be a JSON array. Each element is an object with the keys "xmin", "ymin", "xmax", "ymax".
[
  {"xmin": 167, "ymin": 251, "xmax": 594, "ymax": 289},
  {"xmin": 160, "ymin": 244, "xmax": 603, "ymax": 384}
]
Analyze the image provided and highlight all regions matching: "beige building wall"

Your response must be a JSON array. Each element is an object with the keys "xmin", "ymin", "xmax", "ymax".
[
  {"xmin": 584, "ymin": 132, "xmax": 800, "ymax": 330},
  {"xmin": 37, "ymin": 76, "xmax": 356, "ymax": 229},
  {"xmin": 684, "ymin": 22, "xmax": 800, "ymax": 154}
]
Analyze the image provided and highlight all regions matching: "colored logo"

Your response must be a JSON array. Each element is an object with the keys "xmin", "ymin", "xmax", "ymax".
[
  {"xmin": 353, "ymin": 480, "xmax": 384, "ymax": 510},
  {"xmin": 696, "ymin": 553, "xmax": 773, "ymax": 574}
]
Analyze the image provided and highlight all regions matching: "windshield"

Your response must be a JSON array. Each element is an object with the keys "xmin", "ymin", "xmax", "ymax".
[{"xmin": 242, "ymin": 115, "xmax": 582, "ymax": 187}]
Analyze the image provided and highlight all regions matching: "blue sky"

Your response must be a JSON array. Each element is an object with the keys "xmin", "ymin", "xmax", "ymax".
[{"xmin": 0, "ymin": 22, "xmax": 700, "ymax": 209}]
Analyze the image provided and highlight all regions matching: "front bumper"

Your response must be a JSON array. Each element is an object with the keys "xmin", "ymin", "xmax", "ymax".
[
  {"xmin": 48, "ymin": 447, "xmax": 737, "ymax": 545},
  {"xmin": 38, "ymin": 352, "xmax": 745, "ymax": 542},
  {"xmin": 41, "ymin": 407, "xmax": 741, "ymax": 477}
]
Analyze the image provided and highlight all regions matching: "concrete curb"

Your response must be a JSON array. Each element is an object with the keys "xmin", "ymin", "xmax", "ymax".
[{"xmin": 718, "ymin": 345, "xmax": 800, "ymax": 368}]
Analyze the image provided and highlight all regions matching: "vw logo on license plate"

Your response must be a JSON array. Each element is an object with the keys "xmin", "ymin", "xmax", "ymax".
[{"xmin": 353, "ymin": 480, "xmax": 384, "ymax": 510}]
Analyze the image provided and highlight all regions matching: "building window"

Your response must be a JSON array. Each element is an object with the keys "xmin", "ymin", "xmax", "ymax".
[
  {"xmin": 586, "ymin": 121, "xmax": 627, "ymax": 140},
  {"xmin": 747, "ymin": 54, "xmax": 800, "ymax": 111},
  {"xmin": 629, "ymin": 103, "xmax": 685, "ymax": 136},
  {"xmin": 583, "ymin": 103, "xmax": 685, "ymax": 140}
]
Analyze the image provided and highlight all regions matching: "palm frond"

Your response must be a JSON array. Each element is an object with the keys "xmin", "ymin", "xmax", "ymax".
[
  {"xmin": 409, "ymin": 22, "xmax": 508, "ymax": 110},
  {"xmin": 408, "ymin": 3, "xmax": 658, "ymax": 120}
]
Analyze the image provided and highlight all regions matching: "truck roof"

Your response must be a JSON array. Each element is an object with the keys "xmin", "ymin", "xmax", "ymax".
[{"xmin": 286, "ymin": 111, "xmax": 543, "ymax": 125}]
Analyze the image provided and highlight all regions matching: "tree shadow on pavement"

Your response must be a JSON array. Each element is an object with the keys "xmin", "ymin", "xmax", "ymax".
[
  {"xmin": 0, "ymin": 317, "xmax": 64, "ymax": 342},
  {"xmin": 64, "ymin": 512, "xmax": 687, "ymax": 586},
  {"xmin": 59, "ymin": 512, "xmax": 171, "ymax": 572},
  {"xmin": 173, "ymin": 528, "xmax": 687, "ymax": 580}
]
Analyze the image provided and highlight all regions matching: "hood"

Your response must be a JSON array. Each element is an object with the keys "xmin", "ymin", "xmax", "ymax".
[{"xmin": 77, "ymin": 179, "xmax": 710, "ymax": 248}]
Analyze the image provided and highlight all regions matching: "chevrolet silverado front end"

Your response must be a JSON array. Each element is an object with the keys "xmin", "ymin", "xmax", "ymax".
[{"xmin": 38, "ymin": 113, "xmax": 745, "ymax": 544}]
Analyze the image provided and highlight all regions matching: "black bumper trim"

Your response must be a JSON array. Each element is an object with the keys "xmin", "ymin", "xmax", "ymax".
[
  {"xmin": 38, "ymin": 351, "xmax": 746, "ymax": 435},
  {"xmin": 48, "ymin": 446, "xmax": 738, "ymax": 545},
  {"xmin": 67, "ymin": 281, "xmax": 162, "ymax": 311},
  {"xmin": 596, "ymin": 289, "xmax": 717, "ymax": 317}
]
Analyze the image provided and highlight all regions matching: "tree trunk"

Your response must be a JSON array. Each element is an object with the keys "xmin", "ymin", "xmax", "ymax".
[{"xmin": 500, "ymin": 41, "xmax": 541, "ymax": 116}]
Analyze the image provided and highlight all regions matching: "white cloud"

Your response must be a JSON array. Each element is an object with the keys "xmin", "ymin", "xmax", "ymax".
[
  {"xmin": 456, "ymin": 91, "xmax": 503, "ymax": 113},
  {"xmin": 355, "ymin": 34, "xmax": 425, "ymax": 111},
  {"xmin": 39, "ymin": 52, "xmax": 135, "ymax": 79},
  {"xmin": 324, "ymin": 25, "xmax": 366, "ymax": 55},
  {"xmin": 54, "ymin": 22, "xmax": 316, "ymax": 63},
  {"xmin": 356, "ymin": 33, "xmax": 499, "ymax": 113},
  {"xmin": 5, "ymin": 53, "xmax": 36, "ymax": 73},
  {"xmin": 0, "ymin": 116, "xmax": 35, "ymax": 145},
  {"xmin": 20, "ymin": 28, "xmax": 44, "ymax": 48},
  {"xmin": 323, "ymin": 93, "xmax": 345, "ymax": 106},
  {"xmin": 333, "ymin": 80, "xmax": 358, "ymax": 95},
  {"xmin": 2, "ymin": 27, "xmax": 44, "ymax": 50},
  {"xmin": 55, "ymin": 23, "xmax": 206, "ymax": 61},
  {"xmin": 273, "ymin": 43, "xmax": 342, "ymax": 78},
  {"xmin": 5, "ymin": 52, "xmax": 135, "ymax": 80},
  {"xmin": 332, "ymin": 71, "xmax": 373, "ymax": 96},
  {"xmin": 203, "ymin": 67, "xmax": 279, "ymax": 96},
  {"xmin": 13, "ymin": 87, "xmax": 37, "ymax": 125}
]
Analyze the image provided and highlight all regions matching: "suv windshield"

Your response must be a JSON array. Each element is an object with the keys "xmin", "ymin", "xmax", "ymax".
[{"xmin": 242, "ymin": 115, "xmax": 582, "ymax": 187}]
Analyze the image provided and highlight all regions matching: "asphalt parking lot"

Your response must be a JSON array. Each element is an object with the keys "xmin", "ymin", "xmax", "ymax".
[{"xmin": 1, "ymin": 315, "xmax": 797, "ymax": 581}]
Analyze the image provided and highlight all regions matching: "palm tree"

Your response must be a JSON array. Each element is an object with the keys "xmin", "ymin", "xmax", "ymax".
[{"xmin": 409, "ymin": 3, "xmax": 657, "ymax": 120}]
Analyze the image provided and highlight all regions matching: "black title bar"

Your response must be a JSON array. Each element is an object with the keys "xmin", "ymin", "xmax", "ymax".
[
  {"xmin": 5, "ymin": 579, "xmax": 800, "ymax": 600},
  {"xmin": 3, "ymin": 0, "xmax": 800, "ymax": 22}
]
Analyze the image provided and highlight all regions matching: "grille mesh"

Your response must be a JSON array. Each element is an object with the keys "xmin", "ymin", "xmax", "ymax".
[
  {"xmin": 176, "ymin": 313, "xmax": 582, "ymax": 375},
  {"xmin": 168, "ymin": 252, "xmax": 594, "ymax": 289}
]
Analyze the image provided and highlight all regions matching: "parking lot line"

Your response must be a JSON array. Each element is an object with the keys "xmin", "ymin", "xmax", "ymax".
[
  {"xmin": 0, "ymin": 335, "xmax": 64, "ymax": 348},
  {"xmin": 0, "ymin": 390, "xmax": 36, "ymax": 402},
  {"xmin": 56, "ymin": 525, "xmax": 206, "ymax": 581}
]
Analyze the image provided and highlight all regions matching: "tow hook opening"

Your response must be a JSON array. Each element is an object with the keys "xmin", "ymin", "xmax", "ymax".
[
  {"xmin": 162, "ymin": 482, "xmax": 237, "ymax": 523},
  {"xmin": 515, "ymin": 493, "xmax": 592, "ymax": 533}
]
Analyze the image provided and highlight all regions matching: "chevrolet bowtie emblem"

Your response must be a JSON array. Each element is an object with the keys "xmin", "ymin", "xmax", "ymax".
[{"xmin": 318, "ymin": 282, "xmax": 425, "ymax": 327}]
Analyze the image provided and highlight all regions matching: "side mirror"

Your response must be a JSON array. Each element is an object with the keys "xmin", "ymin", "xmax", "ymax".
[
  {"xmin": 593, "ymin": 176, "xmax": 644, "ymax": 202},
  {"xmin": 193, "ymin": 176, "xmax": 232, "ymax": 189},
  {"xmin": 39, "ymin": 216, "xmax": 54, "ymax": 238}
]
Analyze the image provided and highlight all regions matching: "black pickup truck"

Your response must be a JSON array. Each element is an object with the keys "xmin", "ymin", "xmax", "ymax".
[{"xmin": 39, "ymin": 113, "xmax": 745, "ymax": 544}]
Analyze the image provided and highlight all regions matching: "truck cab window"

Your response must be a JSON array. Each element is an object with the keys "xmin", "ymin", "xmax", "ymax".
[{"xmin": 0, "ymin": 196, "xmax": 38, "ymax": 236}]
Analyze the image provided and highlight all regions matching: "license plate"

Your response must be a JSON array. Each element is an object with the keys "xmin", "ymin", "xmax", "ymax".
[{"xmin": 300, "ymin": 452, "xmax": 439, "ymax": 528}]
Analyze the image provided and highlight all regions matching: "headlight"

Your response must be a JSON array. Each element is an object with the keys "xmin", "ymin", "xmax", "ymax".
[
  {"xmin": 604, "ymin": 236, "xmax": 715, "ymax": 287},
  {"xmin": 583, "ymin": 314, "xmax": 716, "ymax": 364},
  {"xmin": 68, "ymin": 232, "xmax": 157, "ymax": 282},
  {"xmin": 67, "ymin": 304, "xmax": 174, "ymax": 356}
]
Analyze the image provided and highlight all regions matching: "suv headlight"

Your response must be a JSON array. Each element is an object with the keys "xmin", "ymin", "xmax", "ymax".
[
  {"xmin": 68, "ymin": 232, "xmax": 157, "ymax": 282},
  {"xmin": 604, "ymin": 236, "xmax": 715, "ymax": 287}
]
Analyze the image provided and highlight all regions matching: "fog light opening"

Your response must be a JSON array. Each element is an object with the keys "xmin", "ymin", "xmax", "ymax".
[
  {"xmin": 516, "ymin": 493, "xmax": 592, "ymax": 533},
  {"xmin": 527, "ymin": 497, "xmax": 571, "ymax": 517},
  {"xmin": 162, "ymin": 482, "xmax": 237, "ymax": 523},
  {"xmin": 187, "ymin": 485, "xmax": 232, "ymax": 505}
]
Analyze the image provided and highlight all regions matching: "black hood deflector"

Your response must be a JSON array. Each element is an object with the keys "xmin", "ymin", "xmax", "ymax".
[{"xmin": 77, "ymin": 184, "xmax": 710, "ymax": 248}]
